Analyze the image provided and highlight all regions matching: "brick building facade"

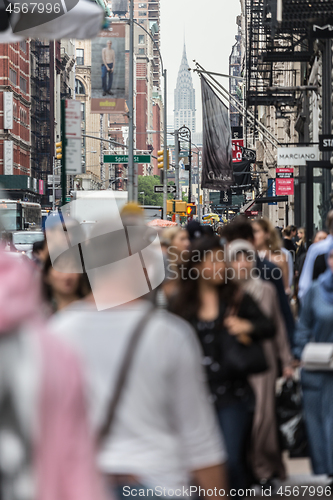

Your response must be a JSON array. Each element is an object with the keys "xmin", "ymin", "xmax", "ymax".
[{"xmin": 0, "ymin": 41, "xmax": 31, "ymax": 178}]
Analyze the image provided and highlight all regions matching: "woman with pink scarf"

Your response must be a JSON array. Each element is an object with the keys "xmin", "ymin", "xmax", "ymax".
[{"xmin": 0, "ymin": 250, "xmax": 106, "ymax": 500}]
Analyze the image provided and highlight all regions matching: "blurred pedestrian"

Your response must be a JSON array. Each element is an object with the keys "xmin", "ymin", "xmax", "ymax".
[
  {"xmin": 276, "ymin": 227, "xmax": 294, "ymax": 293},
  {"xmin": 298, "ymin": 210, "xmax": 333, "ymax": 302},
  {"xmin": 227, "ymin": 239, "xmax": 293, "ymax": 487},
  {"xmin": 313, "ymin": 230, "xmax": 328, "ymax": 244},
  {"xmin": 32, "ymin": 238, "xmax": 49, "ymax": 268},
  {"xmin": 294, "ymin": 243, "xmax": 333, "ymax": 478},
  {"xmin": 170, "ymin": 236, "xmax": 275, "ymax": 495},
  {"xmin": 42, "ymin": 255, "xmax": 89, "ymax": 313},
  {"xmin": 0, "ymin": 250, "xmax": 105, "ymax": 500},
  {"xmin": 223, "ymin": 217, "xmax": 295, "ymax": 347},
  {"xmin": 252, "ymin": 219, "xmax": 290, "ymax": 294},
  {"xmin": 282, "ymin": 226, "xmax": 296, "ymax": 262},
  {"xmin": 290, "ymin": 225, "xmax": 297, "ymax": 244},
  {"xmin": 295, "ymin": 228, "xmax": 307, "ymax": 275},
  {"xmin": 50, "ymin": 221, "xmax": 228, "ymax": 500},
  {"xmin": 160, "ymin": 226, "xmax": 190, "ymax": 264}
]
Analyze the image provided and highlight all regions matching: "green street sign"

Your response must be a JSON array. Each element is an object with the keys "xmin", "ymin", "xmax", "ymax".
[
  {"xmin": 66, "ymin": 196, "xmax": 71, "ymax": 202},
  {"xmin": 104, "ymin": 154, "xmax": 151, "ymax": 164}
]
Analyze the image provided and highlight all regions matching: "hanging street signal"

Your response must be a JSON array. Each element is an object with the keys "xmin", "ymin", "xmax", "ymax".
[
  {"xmin": 157, "ymin": 149, "xmax": 170, "ymax": 169},
  {"xmin": 56, "ymin": 142, "xmax": 62, "ymax": 160},
  {"xmin": 157, "ymin": 150, "xmax": 164, "ymax": 169}
]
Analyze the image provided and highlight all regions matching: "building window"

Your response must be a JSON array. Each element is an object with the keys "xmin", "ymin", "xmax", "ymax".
[
  {"xmin": 9, "ymin": 68, "xmax": 17, "ymax": 85},
  {"xmin": 20, "ymin": 76, "xmax": 27, "ymax": 94},
  {"xmin": 139, "ymin": 19, "xmax": 145, "ymax": 24},
  {"xmin": 138, "ymin": 3, "xmax": 147, "ymax": 7},
  {"xmin": 20, "ymin": 41, "xmax": 26, "ymax": 52},
  {"xmin": 81, "ymin": 102, "xmax": 85, "ymax": 120},
  {"xmin": 76, "ymin": 48, "xmax": 84, "ymax": 66},
  {"xmin": 139, "ymin": 11, "xmax": 146, "ymax": 16},
  {"xmin": 138, "ymin": 48, "xmax": 145, "ymax": 55},
  {"xmin": 75, "ymin": 79, "xmax": 86, "ymax": 95},
  {"xmin": 139, "ymin": 35, "xmax": 145, "ymax": 44}
]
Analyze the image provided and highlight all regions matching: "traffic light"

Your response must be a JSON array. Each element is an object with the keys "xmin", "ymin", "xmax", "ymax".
[
  {"xmin": 175, "ymin": 200, "xmax": 187, "ymax": 213},
  {"xmin": 157, "ymin": 149, "xmax": 170, "ymax": 169},
  {"xmin": 167, "ymin": 200, "xmax": 174, "ymax": 213},
  {"xmin": 56, "ymin": 141, "xmax": 62, "ymax": 160},
  {"xmin": 186, "ymin": 204, "xmax": 197, "ymax": 216},
  {"xmin": 157, "ymin": 150, "xmax": 164, "ymax": 169}
]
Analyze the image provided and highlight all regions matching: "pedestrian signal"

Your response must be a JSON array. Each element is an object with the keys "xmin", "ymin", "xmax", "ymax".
[
  {"xmin": 186, "ymin": 204, "xmax": 197, "ymax": 216},
  {"xmin": 56, "ymin": 142, "xmax": 62, "ymax": 160}
]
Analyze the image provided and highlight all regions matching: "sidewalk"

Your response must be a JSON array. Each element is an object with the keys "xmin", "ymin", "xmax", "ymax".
[{"xmin": 248, "ymin": 456, "xmax": 331, "ymax": 499}]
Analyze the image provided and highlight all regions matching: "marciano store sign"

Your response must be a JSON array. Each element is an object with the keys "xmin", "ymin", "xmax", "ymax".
[{"xmin": 277, "ymin": 147, "xmax": 319, "ymax": 166}]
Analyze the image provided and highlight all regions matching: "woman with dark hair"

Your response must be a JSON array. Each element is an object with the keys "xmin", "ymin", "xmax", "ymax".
[
  {"xmin": 169, "ymin": 236, "xmax": 275, "ymax": 495},
  {"xmin": 227, "ymin": 239, "xmax": 293, "ymax": 487},
  {"xmin": 42, "ymin": 256, "xmax": 90, "ymax": 313},
  {"xmin": 252, "ymin": 218, "xmax": 290, "ymax": 293}
]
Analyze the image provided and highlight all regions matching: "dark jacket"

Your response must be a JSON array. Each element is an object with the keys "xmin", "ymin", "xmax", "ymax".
[
  {"xmin": 313, "ymin": 253, "xmax": 327, "ymax": 281},
  {"xmin": 256, "ymin": 256, "xmax": 295, "ymax": 347},
  {"xmin": 191, "ymin": 292, "xmax": 275, "ymax": 408}
]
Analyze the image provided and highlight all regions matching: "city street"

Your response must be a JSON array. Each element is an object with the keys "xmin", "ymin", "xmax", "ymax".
[{"xmin": 1, "ymin": 0, "xmax": 333, "ymax": 499}]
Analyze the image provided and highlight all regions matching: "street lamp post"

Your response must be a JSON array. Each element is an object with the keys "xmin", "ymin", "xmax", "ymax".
[
  {"xmin": 128, "ymin": 0, "xmax": 135, "ymax": 201},
  {"xmin": 178, "ymin": 126, "xmax": 192, "ymax": 203},
  {"xmin": 132, "ymin": 19, "xmax": 167, "ymax": 218},
  {"xmin": 139, "ymin": 191, "xmax": 145, "ymax": 206}
]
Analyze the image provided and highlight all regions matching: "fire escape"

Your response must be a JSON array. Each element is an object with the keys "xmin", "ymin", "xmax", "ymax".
[
  {"xmin": 30, "ymin": 40, "xmax": 51, "ymax": 186},
  {"xmin": 245, "ymin": 0, "xmax": 333, "ymax": 234},
  {"xmin": 246, "ymin": 0, "xmax": 333, "ymax": 111}
]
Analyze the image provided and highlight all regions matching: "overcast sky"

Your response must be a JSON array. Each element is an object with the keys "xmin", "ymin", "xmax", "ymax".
[{"xmin": 160, "ymin": 0, "xmax": 241, "ymax": 134}]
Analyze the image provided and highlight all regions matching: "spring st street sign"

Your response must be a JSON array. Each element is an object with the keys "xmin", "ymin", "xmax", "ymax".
[{"xmin": 104, "ymin": 155, "xmax": 151, "ymax": 164}]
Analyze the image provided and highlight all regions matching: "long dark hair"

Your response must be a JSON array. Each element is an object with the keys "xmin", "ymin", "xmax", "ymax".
[
  {"xmin": 42, "ymin": 255, "xmax": 90, "ymax": 309},
  {"xmin": 169, "ymin": 235, "xmax": 238, "ymax": 322}
]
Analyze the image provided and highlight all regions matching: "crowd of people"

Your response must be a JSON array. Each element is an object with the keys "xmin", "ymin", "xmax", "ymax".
[{"xmin": 0, "ymin": 206, "xmax": 333, "ymax": 500}]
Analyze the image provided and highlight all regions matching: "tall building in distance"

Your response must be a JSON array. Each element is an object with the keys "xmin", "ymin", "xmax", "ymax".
[
  {"xmin": 174, "ymin": 44, "xmax": 195, "ymax": 134},
  {"xmin": 133, "ymin": 0, "xmax": 161, "ymax": 90},
  {"xmin": 229, "ymin": 15, "xmax": 242, "ymax": 127}
]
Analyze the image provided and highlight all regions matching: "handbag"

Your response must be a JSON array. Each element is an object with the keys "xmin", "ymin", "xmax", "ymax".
[
  {"xmin": 220, "ymin": 329, "xmax": 268, "ymax": 378},
  {"xmin": 276, "ymin": 378, "xmax": 308, "ymax": 457},
  {"xmin": 301, "ymin": 342, "xmax": 333, "ymax": 371},
  {"xmin": 98, "ymin": 306, "xmax": 155, "ymax": 444}
]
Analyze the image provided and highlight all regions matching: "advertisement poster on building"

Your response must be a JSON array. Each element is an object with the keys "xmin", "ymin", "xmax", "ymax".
[
  {"xmin": 276, "ymin": 168, "xmax": 294, "ymax": 195},
  {"xmin": 232, "ymin": 139, "xmax": 244, "ymax": 162},
  {"xmin": 91, "ymin": 24, "xmax": 129, "ymax": 114}
]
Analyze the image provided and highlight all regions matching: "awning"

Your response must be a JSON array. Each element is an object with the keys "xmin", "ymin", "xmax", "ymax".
[{"xmin": 0, "ymin": 0, "xmax": 104, "ymax": 41}]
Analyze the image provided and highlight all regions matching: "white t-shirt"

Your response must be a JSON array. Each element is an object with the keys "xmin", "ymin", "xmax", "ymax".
[{"xmin": 49, "ymin": 301, "xmax": 226, "ymax": 491}]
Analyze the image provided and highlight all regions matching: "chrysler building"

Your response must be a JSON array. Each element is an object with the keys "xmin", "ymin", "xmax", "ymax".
[{"xmin": 174, "ymin": 44, "xmax": 196, "ymax": 133}]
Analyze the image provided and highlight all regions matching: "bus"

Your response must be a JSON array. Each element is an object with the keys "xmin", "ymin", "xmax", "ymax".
[{"xmin": 0, "ymin": 199, "xmax": 42, "ymax": 232}]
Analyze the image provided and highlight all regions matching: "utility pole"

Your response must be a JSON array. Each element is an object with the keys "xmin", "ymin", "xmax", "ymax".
[
  {"xmin": 128, "ymin": 0, "xmax": 134, "ymax": 201},
  {"xmin": 188, "ymin": 137, "xmax": 192, "ymax": 203},
  {"xmin": 52, "ymin": 156, "xmax": 55, "ymax": 212},
  {"xmin": 174, "ymin": 129, "xmax": 179, "ymax": 200},
  {"xmin": 163, "ymin": 69, "xmax": 167, "ymax": 220},
  {"xmin": 60, "ymin": 100, "xmax": 67, "ymax": 206},
  {"xmin": 100, "ymin": 114, "xmax": 105, "ymax": 189}
]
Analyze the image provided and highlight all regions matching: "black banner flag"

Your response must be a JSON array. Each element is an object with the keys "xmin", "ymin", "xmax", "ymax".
[{"xmin": 201, "ymin": 76, "xmax": 234, "ymax": 191}]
